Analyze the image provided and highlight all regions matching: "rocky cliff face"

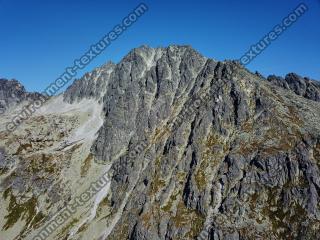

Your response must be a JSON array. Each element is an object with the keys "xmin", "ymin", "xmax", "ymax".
[
  {"xmin": 0, "ymin": 79, "xmax": 44, "ymax": 114},
  {"xmin": 0, "ymin": 46, "xmax": 320, "ymax": 240},
  {"xmin": 63, "ymin": 62, "xmax": 116, "ymax": 104},
  {"xmin": 267, "ymin": 73, "xmax": 320, "ymax": 102}
]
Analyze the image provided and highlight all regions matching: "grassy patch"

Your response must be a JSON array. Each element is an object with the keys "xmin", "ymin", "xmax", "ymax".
[
  {"xmin": 2, "ymin": 188, "xmax": 37, "ymax": 230},
  {"xmin": 171, "ymin": 200, "xmax": 205, "ymax": 238},
  {"xmin": 80, "ymin": 153, "xmax": 93, "ymax": 177},
  {"xmin": 261, "ymin": 187, "xmax": 308, "ymax": 239}
]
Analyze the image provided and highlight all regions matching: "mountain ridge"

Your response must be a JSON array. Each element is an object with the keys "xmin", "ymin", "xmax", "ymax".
[{"xmin": 0, "ymin": 45, "xmax": 320, "ymax": 240}]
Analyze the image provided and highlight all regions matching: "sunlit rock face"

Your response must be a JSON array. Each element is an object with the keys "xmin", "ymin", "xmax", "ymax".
[
  {"xmin": 1, "ymin": 46, "xmax": 320, "ymax": 240},
  {"xmin": 267, "ymin": 73, "xmax": 320, "ymax": 102}
]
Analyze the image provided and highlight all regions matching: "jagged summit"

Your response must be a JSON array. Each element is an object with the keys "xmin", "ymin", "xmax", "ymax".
[
  {"xmin": 63, "ymin": 45, "xmax": 320, "ymax": 107},
  {"xmin": 63, "ymin": 45, "xmax": 209, "ymax": 104},
  {"xmin": 0, "ymin": 78, "xmax": 43, "ymax": 113},
  {"xmin": 1, "ymin": 46, "xmax": 320, "ymax": 240},
  {"xmin": 267, "ymin": 72, "xmax": 320, "ymax": 102},
  {"xmin": 122, "ymin": 45, "xmax": 208, "ymax": 66}
]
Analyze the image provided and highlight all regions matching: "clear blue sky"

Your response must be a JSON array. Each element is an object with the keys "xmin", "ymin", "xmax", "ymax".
[{"xmin": 0, "ymin": 0, "xmax": 319, "ymax": 92}]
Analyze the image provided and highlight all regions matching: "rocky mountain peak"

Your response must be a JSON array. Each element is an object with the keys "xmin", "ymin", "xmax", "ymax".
[
  {"xmin": 267, "ymin": 72, "xmax": 320, "ymax": 102},
  {"xmin": 1, "ymin": 46, "xmax": 320, "ymax": 240},
  {"xmin": 63, "ymin": 45, "xmax": 209, "ymax": 104},
  {"xmin": 0, "ymin": 78, "xmax": 43, "ymax": 113}
]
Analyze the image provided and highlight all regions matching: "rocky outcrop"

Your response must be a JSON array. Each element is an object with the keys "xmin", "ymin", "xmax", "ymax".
[
  {"xmin": 0, "ymin": 78, "xmax": 44, "ymax": 114},
  {"xmin": 63, "ymin": 62, "xmax": 116, "ymax": 103},
  {"xmin": 89, "ymin": 46, "xmax": 320, "ymax": 239},
  {"xmin": 267, "ymin": 73, "xmax": 320, "ymax": 102},
  {"xmin": 0, "ymin": 46, "xmax": 320, "ymax": 240}
]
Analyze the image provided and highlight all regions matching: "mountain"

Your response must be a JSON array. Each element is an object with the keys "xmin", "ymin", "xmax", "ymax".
[
  {"xmin": 0, "ymin": 45, "xmax": 320, "ymax": 240},
  {"xmin": 267, "ymin": 73, "xmax": 320, "ymax": 102},
  {"xmin": 0, "ymin": 79, "xmax": 44, "ymax": 114}
]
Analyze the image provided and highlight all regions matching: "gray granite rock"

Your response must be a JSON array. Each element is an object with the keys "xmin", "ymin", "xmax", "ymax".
[
  {"xmin": 87, "ymin": 46, "xmax": 320, "ymax": 239},
  {"xmin": 267, "ymin": 73, "xmax": 320, "ymax": 102},
  {"xmin": 63, "ymin": 61, "xmax": 116, "ymax": 103},
  {"xmin": 0, "ymin": 78, "xmax": 44, "ymax": 113},
  {"xmin": 1, "ymin": 46, "xmax": 320, "ymax": 240}
]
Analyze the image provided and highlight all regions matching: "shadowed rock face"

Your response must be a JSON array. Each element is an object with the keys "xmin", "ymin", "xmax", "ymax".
[
  {"xmin": 0, "ymin": 79, "xmax": 25, "ymax": 113},
  {"xmin": 0, "ymin": 78, "xmax": 44, "ymax": 113},
  {"xmin": 1, "ymin": 46, "xmax": 320, "ymax": 240}
]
